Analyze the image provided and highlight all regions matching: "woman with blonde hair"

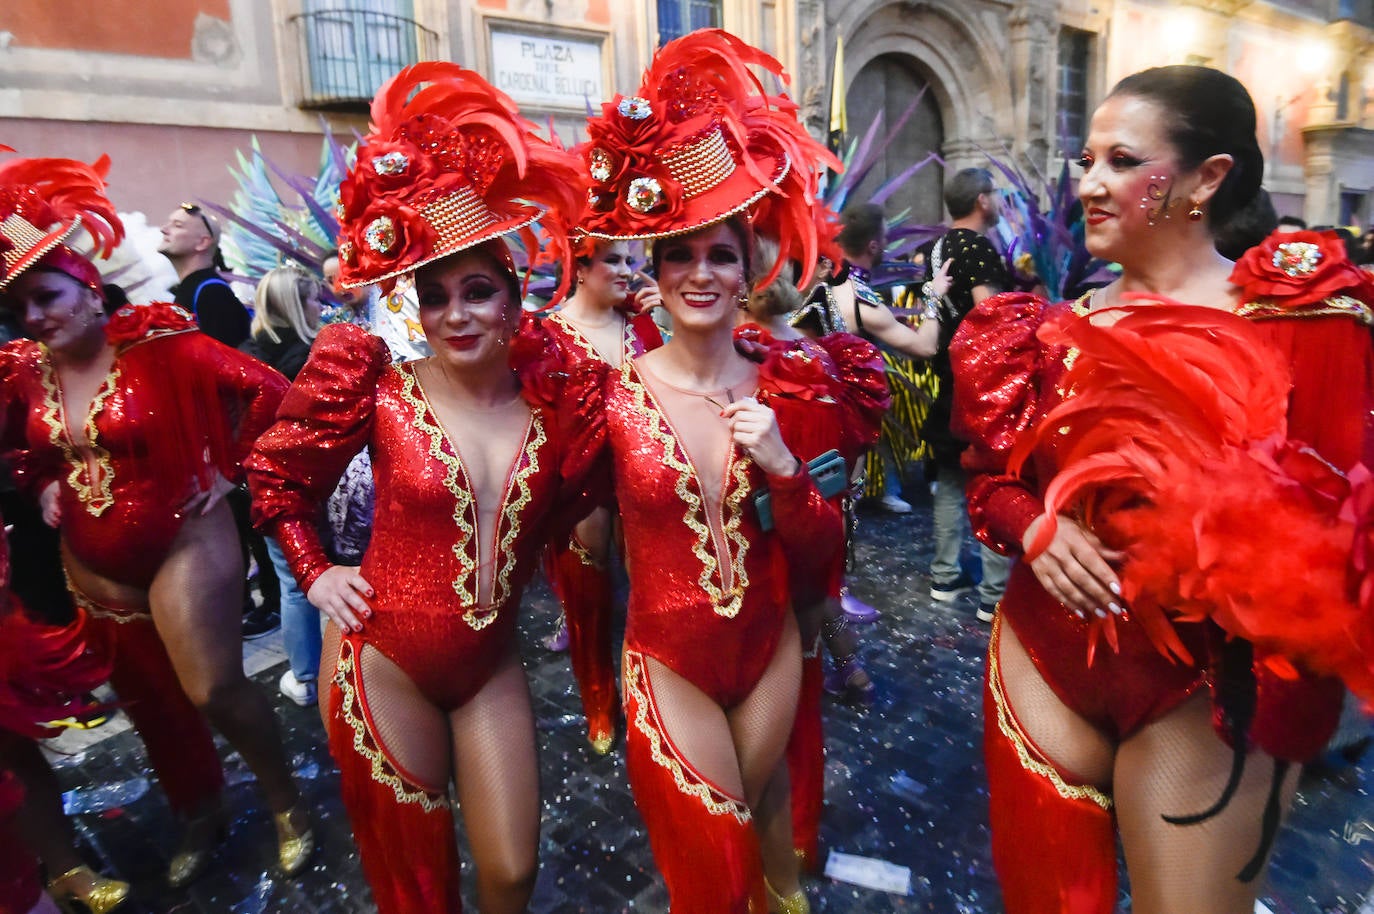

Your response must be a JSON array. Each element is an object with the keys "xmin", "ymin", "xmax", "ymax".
[{"xmin": 245, "ymin": 266, "xmax": 323, "ymax": 382}]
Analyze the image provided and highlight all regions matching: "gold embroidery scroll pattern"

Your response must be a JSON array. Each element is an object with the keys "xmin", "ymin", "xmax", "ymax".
[
  {"xmin": 38, "ymin": 356, "xmax": 116, "ymax": 516},
  {"xmin": 398, "ymin": 366, "xmax": 478, "ymax": 606},
  {"xmin": 622, "ymin": 363, "xmax": 744, "ymax": 618},
  {"xmin": 480, "ymin": 414, "xmax": 546, "ymax": 630},
  {"xmin": 334, "ymin": 642, "xmax": 449, "ymax": 812},
  {"xmin": 623, "ymin": 653, "xmax": 752, "ymax": 823},
  {"xmin": 987, "ymin": 618, "xmax": 1112, "ymax": 810}
]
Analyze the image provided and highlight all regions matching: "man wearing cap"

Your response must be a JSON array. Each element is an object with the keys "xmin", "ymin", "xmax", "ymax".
[{"xmin": 160, "ymin": 202, "xmax": 251, "ymax": 347}]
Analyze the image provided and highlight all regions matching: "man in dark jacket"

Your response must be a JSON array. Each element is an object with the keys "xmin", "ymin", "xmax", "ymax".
[{"xmin": 160, "ymin": 203, "xmax": 251, "ymax": 347}]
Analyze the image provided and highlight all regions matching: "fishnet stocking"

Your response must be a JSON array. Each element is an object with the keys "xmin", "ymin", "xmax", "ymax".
[
  {"xmin": 1115, "ymin": 693, "xmax": 1298, "ymax": 914},
  {"xmin": 996, "ymin": 622, "xmax": 1115, "ymax": 787},
  {"xmin": 450, "ymin": 654, "xmax": 540, "ymax": 914},
  {"xmin": 356, "ymin": 644, "xmax": 450, "ymax": 791}
]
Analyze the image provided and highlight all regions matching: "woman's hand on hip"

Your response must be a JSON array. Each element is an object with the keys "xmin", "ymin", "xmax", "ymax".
[
  {"xmin": 1021, "ymin": 514, "xmax": 1125, "ymax": 621},
  {"xmin": 307, "ymin": 565, "xmax": 374, "ymax": 633}
]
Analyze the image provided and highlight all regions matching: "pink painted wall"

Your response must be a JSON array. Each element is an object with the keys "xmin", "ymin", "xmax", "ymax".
[{"xmin": 0, "ymin": 119, "xmax": 356, "ymax": 221}]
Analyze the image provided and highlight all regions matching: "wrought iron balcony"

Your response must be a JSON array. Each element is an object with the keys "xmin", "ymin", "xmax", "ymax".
[{"xmin": 288, "ymin": 8, "xmax": 439, "ymax": 111}]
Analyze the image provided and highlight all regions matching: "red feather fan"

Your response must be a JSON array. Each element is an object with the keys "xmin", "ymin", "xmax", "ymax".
[{"xmin": 1012, "ymin": 299, "xmax": 1374, "ymax": 700}]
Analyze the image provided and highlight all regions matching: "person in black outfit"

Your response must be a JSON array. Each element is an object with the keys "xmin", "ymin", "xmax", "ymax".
[
  {"xmin": 919, "ymin": 168, "xmax": 1014, "ymax": 621},
  {"xmin": 160, "ymin": 203, "xmax": 251, "ymax": 347},
  {"xmin": 160, "ymin": 202, "xmax": 277, "ymax": 635}
]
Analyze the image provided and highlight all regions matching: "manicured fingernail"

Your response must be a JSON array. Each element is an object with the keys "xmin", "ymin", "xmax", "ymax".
[
  {"xmin": 1094, "ymin": 607, "xmax": 1108, "ymax": 619},
  {"xmin": 1073, "ymin": 609, "xmax": 1086, "ymax": 620},
  {"xmin": 1109, "ymin": 581, "xmax": 1122, "ymax": 597},
  {"xmin": 1108, "ymin": 602, "xmax": 1123, "ymax": 615},
  {"xmin": 366, "ymin": 589, "xmax": 375, "ymax": 597}
]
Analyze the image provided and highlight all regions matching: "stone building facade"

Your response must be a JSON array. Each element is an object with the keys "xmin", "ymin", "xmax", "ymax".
[
  {"xmin": 3, "ymin": 0, "xmax": 1371, "ymax": 234},
  {"xmin": 0, "ymin": 0, "xmax": 807, "ymax": 221},
  {"xmin": 819, "ymin": 0, "xmax": 1374, "ymax": 226}
]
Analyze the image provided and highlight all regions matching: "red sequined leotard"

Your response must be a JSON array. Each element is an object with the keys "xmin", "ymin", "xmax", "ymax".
[
  {"xmin": 951, "ymin": 276, "xmax": 1374, "ymax": 760},
  {"xmin": 1, "ymin": 303, "xmax": 287, "ymax": 590},
  {"xmin": 247, "ymin": 320, "xmax": 605, "ymax": 711}
]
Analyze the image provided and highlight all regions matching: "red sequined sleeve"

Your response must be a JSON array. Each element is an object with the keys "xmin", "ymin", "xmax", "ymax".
[
  {"xmin": 513, "ymin": 315, "xmax": 611, "ymax": 538},
  {"xmin": 950, "ymin": 292, "xmax": 1055, "ymax": 555},
  {"xmin": 191, "ymin": 334, "xmax": 289, "ymax": 483},
  {"xmin": 0, "ymin": 343, "xmax": 61, "ymax": 498},
  {"xmin": 814, "ymin": 331, "xmax": 891, "ymax": 464},
  {"xmin": 246, "ymin": 324, "xmax": 390, "ymax": 592}
]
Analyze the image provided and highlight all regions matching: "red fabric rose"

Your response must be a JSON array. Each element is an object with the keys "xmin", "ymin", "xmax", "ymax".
[
  {"xmin": 1230, "ymin": 229, "xmax": 1370, "ymax": 307},
  {"xmin": 510, "ymin": 315, "xmax": 570, "ymax": 410},
  {"xmin": 339, "ymin": 138, "xmax": 437, "ymax": 220},
  {"xmin": 104, "ymin": 301, "xmax": 197, "ymax": 345},
  {"xmin": 341, "ymin": 200, "xmax": 437, "ymax": 284},
  {"xmin": 735, "ymin": 328, "xmax": 832, "ymax": 402}
]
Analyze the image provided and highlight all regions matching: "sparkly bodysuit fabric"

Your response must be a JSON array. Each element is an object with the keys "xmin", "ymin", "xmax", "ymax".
[
  {"xmin": 951, "ymin": 292, "xmax": 1373, "ymax": 758},
  {"xmin": 248, "ymin": 320, "xmax": 605, "ymax": 711},
  {"xmin": 1, "ymin": 307, "xmax": 287, "ymax": 590}
]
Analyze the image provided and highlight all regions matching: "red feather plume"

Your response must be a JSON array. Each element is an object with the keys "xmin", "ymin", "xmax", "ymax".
[
  {"xmin": 340, "ymin": 63, "xmax": 585, "ymax": 302},
  {"xmin": 1012, "ymin": 299, "xmax": 1374, "ymax": 700},
  {"xmin": 579, "ymin": 29, "xmax": 839, "ymax": 289},
  {"xmin": 0, "ymin": 152, "xmax": 123, "ymax": 259}
]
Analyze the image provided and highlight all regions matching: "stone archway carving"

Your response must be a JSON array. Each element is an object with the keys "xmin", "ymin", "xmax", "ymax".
[{"xmin": 829, "ymin": 0, "xmax": 1016, "ymax": 171}]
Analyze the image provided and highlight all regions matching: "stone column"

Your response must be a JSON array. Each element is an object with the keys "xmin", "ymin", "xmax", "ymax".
[
  {"xmin": 1007, "ymin": 1, "xmax": 1058, "ymax": 175},
  {"xmin": 796, "ymin": 0, "xmax": 828, "ymax": 140}
]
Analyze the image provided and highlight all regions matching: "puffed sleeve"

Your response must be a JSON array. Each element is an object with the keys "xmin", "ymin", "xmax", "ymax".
[
  {"xmin": 814, "ymin": 331, "xmax": 891, "ymax": 464},
  {"xmin": 0, "ymin": 343, "xmax": 62, "ymax": 499},
  {"xmin": 950, "ymin": 292, "xmax": 1055, "ymax": 555},
  {"xmin": 511, "ymin": 314, "xmax": 611, "ymax": 539},
  {"xmin": 246, "ymin": 323, "xmax": 390, "ymax": 592},
  {"xmin": 196, "ymin": 336, "xmax": 289, "ymax": 481}
]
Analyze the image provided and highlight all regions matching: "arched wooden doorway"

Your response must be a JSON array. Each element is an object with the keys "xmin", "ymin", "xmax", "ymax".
[{"xmin": 845, "ymin": 53, "xmax": 945, "ymax": 225}]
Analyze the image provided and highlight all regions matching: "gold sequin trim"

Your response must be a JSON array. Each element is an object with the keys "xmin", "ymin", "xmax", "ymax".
[
  {"xmin": 660, "ymin": 126, "xmax": 738, "ymax": 198},
  {"xmin": 621, "ymin": 361, "xmax": 749, "ymax": 618},
  {"xmin": 568, "ymin": 533, "xmax": 601, "ymax": 569},
  {"xmin": 547, "ymin": 312, "xmax": 604, "ymax": 364},
  {"xmin": 987, "ymin": 617, "xmax": 1112, "ymax": 810},
  {"xmin": 488, "ymin": 414, "xmax": 546, "ymax": 628},
  {"xmin": 333, "ymin": 641, "xmax": 450, "ymax": 811},
  {"xmin": 38, "ymin": 354, "xmax": 117, "ymax": 517},
  {"xmin": 64, "ymin": 569, "xmax": 151, "ymax": 624},
  {"xmin": 623, "ymin": 651, "xmax": 752, "ymax": 823},
  {"xmin": 1235, "ymin": 294, "xmax": 1374, "ymax": 325},
  {"xmin": 398, "ymin": 364, "xmax": 480, "ymax": 608}
]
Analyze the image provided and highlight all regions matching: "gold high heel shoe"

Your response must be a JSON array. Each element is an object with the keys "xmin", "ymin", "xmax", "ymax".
[
  {"xmin": 766, "ymin": 879, "xmax": 811, "ymax": 914},
  {"xmin": 274, "ymin": 801, "xmax": 315, "ymax": 876},
  {"xmin": 48, "ymin": 864, "xmax": 130, "ymax": 914},
  {"xmin": 167, "ymin": 807, "xmax": 227, "ymax": 888}
]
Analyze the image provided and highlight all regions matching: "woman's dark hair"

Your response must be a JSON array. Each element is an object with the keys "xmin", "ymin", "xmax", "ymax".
[
  {"xmin": 1109, "ymin": 66, "xmax": 1264, "ymax": 229},
  {"xmin": 1214, "ymin": 188, "xmax": 1277, "ymax": 261},
  {"xmin": 101, "ymin": 283, "xmax": 129, "ymax": 315}
]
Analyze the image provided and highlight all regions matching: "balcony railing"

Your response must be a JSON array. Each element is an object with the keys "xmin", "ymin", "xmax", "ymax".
[{"xmin": 289, "ymin": 8, "xmax": 439, "ymax": 110}]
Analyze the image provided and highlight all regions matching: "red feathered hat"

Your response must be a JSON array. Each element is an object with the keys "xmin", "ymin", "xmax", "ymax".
[
  {"xmin": 0, "ymin": 148, "xmax": 123, "ymax": 293},
  {"xmin": 335, "ymin": 63, "xmax": 585, "ymax": 300},
  {"xmin": 578, "ymin": 29, "xmax": 840, "ymax": 289}
]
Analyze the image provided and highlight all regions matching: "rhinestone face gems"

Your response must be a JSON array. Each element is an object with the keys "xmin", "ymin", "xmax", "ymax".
[
  {"xmin": 626, "ymin": 177, "xmax": 663, "ymax": 214},
  {"xmin": 373, "ymin": 152, "xmax": 410, "ymax": 176},
  {"xmin": 364, "ymin": 216, "xmax": 397, "ymax": 254},
  {"xmin": 589, "ymin": 148, "xmax": 613, "ymax": 183},
  {"xmin": 1272, "ymin": 241, "xmax": 1322, "ymax": 277},
  {"xmin": 618, "ymin": 96, "xmax": 652, "ymax": 120}
]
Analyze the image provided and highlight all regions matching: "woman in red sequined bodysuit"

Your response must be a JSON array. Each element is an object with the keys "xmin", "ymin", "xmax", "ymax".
[
  {"xmin": 542, "ymin": 237, "xmax": 662, "ymax": 753},
  {"xmin": 574, "ymin": 30, "xmax": 878, "ymax": 913},
  {"xmin": 246, "ymin": 63, "xmax": 592, "ymax": 914},
  {"xmin": 950, "ymin": 67, "xmax": 1374, "ymax": 914},
  {"xmin": 0, "ymin": 153, "xmax": 309, "ymax": 889}
]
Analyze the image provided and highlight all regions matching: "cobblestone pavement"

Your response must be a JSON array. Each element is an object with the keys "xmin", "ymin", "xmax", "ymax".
[{"xmin": 43, "ymin": 494, "xmax": 1374, "ymax": 913}]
